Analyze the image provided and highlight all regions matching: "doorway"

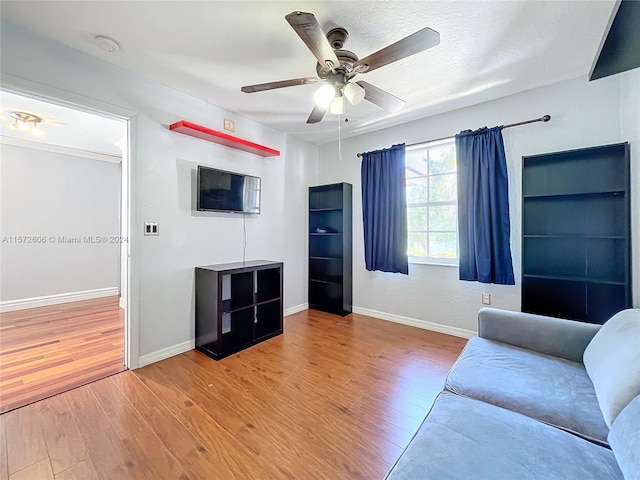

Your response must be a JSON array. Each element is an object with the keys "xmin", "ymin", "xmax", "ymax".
[{"xmin": 0, "ymin": 89, "xmax": 130, "ymax": 413}]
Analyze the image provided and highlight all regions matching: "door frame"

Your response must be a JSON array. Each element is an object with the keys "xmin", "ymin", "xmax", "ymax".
[{"xmin": 1, "ymin": 73, "xmax": 139, "ymax": 368}]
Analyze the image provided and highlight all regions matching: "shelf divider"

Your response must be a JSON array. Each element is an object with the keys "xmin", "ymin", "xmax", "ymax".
[{"xmin": 522, "ymin": 273, "xmax": 625, "ymax": 286}]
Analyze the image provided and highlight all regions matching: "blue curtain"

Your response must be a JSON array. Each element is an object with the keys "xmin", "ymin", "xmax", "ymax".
[
  {"xmin": 456, "ymin": 127, "xmax": 515, "ymax": 285},
  {"xmin": 361, "ymin": 144, "xmax": 408, "ymax": 274}
]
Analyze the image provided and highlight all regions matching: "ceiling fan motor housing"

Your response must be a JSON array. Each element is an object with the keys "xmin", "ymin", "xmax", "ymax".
[
  {"xmin": 316, "ymin": 49, "xmax": 359, "ymax": 78},
  {"xmin": 326, "ymin": 27, "xmax": 348, "ymax": 49}
]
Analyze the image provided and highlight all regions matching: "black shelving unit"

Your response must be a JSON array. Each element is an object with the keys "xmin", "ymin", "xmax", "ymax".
[
  {"xmin": 308, "ymin": 183, "xmax": 352, "ymax": 316},
  {"xmin": 195, "ymin": 260, "xmax": 283, "ymax": 360},
  {"xmin": 521, "ymin": 142, "xmax": 631, "ymax": 324}
]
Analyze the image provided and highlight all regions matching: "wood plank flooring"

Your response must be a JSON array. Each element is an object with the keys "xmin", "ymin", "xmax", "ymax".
[
  {"xmin": 0, "ymin": 309, "xmax": 467, "ymax": 480},
  {"xmin": 0, "ymin": 296, "xmax": 125, "ymax": 414}
]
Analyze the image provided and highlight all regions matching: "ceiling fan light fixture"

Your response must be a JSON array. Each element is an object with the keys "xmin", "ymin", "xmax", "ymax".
[
  {"xmin": 330, "ymin": 94, "xmax": 345, "ymax": 115},
  {"xmin": 344, "ymin": 82, "xmax": 365, "ymax": 105},
  {"xmin": 7, "ymin": 111, "xmax": 44, "ymax": 135},
  {"xmin": 314, "ymin": 84, "xmax": 335, "ymax": 108}
]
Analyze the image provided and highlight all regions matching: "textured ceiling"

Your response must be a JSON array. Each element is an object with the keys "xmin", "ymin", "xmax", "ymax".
[{"xmin": 0, "ymin": 1, "xmax": 616, "ymax": 145}]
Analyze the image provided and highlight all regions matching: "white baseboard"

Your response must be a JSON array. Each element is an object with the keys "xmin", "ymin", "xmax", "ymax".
[
  {"xmin": 352, "ymin": 306, "xmax": 476, "ymax": 339},
  {"xmin": 137, "ymin": 303, "xmax": 309, "ymax": 369},
  {"xmin": 284, "ymin": 303, "xmax": 308, "ymax": 316},
  {"xmin": 118, "ymin": 297, "xmax": 126, "ymax": 309},
  {"xmin": 134, "ymin": 304, "xmax": 472, "ymax": 368},
  {"xmin": 0, "ymin": 287, "xmax": 120, "ymax": 313},
  {"xmin": 138, "ymin": 340, "xmax": 194, "ymax": 368}
]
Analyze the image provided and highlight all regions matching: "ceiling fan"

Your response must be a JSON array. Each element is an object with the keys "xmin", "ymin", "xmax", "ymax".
[
  {"xmin": 5, "ymin": 111, "xmax": 66, "ymax": 135},
  {"xmin": 241, "ymin": 11, "xmax": 440, "ymax": 124}
]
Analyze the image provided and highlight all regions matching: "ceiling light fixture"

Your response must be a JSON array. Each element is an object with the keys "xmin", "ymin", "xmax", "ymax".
[
  {"xmin": 330, "ymin": 93, "xmax": 345, "ymax": 115},
  {"xmin": 314, "ymin": 84, "xmax": 335, "ymax": 108},
  {"xmin": 7, "ymin": 111, "xmax": 44, "ymax": 135},
  {"xmin": 344, "ymin": 82, "xmax": 365, "ymax": 105}
]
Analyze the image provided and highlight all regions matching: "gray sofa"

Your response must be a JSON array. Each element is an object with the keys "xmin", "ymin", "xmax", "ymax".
[{"xmin": 386, "ymin": 307, "xmax": 640, "ymax": 480}]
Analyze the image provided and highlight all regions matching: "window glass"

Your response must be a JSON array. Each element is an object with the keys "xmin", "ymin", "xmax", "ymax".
[{"xmin": 405, "ymin": 140, "xmax": 458, "ymax": 264}]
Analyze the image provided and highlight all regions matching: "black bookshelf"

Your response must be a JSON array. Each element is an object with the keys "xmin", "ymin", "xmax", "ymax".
[
  {"xmin": 308, "ymin": 183, "xmax": 352, "ymax": 316},
  {"xmin": 521, "ymin": 142, "xmax": 631, "ymax": 324},
  {"xmin": 195, "ymin": 260, "xmax": 283, "ymax": 360}
]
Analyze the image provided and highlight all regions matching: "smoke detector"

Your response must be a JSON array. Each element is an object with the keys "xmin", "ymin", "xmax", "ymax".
[{"xmin": 94, "ymin": 35, "xmax": 120, "ymax": 53}]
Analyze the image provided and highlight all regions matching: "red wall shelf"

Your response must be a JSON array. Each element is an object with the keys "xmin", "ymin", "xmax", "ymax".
[{"xmin": 169, "ymin": 120, "xmax": 280, "ymax": 157}]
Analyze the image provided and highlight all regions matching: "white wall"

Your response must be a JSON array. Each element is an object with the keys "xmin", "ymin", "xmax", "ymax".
[
  {"xmin": 0, "ymin": 143, "xmax": 121, "ymax": 301},
  {"xmin": 2, "ymin": 20, "xmax": 636, "ymax": 354},
  {"xmin": 619, "ymin": 68, "xmax": 640, "ymax": 310},
  {"xmin": 318, "ymin": 73, "xmax": 640, "ymax": 333},
  {"xmin": 0, "ymin": 21, "xmax": 319, "ymax": 362}
]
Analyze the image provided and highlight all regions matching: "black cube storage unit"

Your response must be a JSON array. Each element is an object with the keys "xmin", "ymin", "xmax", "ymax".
[
  {"xmin": 308, "ymin": 183, "xmax": 353, "ymax": 316},
  {"xmin": 195, "ymin": 260, "xmax": 283, "ymax": 360},
  {"xmin": 522, "ymin": 142, "xmax": 631, "ymax": 324}
]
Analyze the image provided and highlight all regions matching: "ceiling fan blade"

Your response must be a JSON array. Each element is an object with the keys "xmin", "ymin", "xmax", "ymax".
[
  {"xmin": 285, "ymin": 11, "xmax": 340, "ymax": 70},
  {"xmin": 353, "ymin": 27, "xmax": 440, "ymax": 73},
  {"xmin": 356, "ymin": 81, "xmax": 406, "ymax": 112},
  {"xmin": 307, "ymin": 104, "xmax": 328, "ymax": 124},
  {"xmin": 241, "ymin": 77, "xmax": 320, "ymax": 93}
]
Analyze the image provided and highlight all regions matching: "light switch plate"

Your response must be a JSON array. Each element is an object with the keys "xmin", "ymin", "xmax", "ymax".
[
  {"xmin": 482, "ymin": 292, "xmax": 491, "ymax": 305},
  {"xmin": 144, "ymin": 222, "xmax": 159, "ymax": 236},
  {"xmin": 223, "ymin": 118, "xmax": 235, "ymax": 132}
]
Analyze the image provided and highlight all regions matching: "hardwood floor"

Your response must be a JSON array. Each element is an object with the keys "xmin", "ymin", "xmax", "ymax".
[
  {"xmin": 0, "ymin": 309, "xmax": 466, "ymax": 480},
  {"xmin": 0, "ymin": 296, "xmax": 125, "ymax": 414}
]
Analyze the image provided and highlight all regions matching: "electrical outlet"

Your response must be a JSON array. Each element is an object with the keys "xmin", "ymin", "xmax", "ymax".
[
  {"xmin": 482, "ymin": 292, "xmax": 491, "ymax": 305},
  {"xmin": 223, "ymin": 118, "xmax": 235, "ymax": 132},
  {"xmin": 144, "ymin": 222, "xmax": 159, "ymax": 236}
]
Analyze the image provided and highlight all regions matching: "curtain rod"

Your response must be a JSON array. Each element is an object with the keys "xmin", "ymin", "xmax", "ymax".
[{"xmin": 355, "ymin": 115, "xmax": 551, "ymax": 158}]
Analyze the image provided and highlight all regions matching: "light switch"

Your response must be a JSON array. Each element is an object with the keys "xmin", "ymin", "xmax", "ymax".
[{"xmin": 144, "ymin": 222, "xmax": 159, "ymax": 236}]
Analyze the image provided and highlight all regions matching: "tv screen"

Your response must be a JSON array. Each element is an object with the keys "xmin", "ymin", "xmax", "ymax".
[{"xmin": 197, "ymin": 166, "xmax": 260, "ymax": 214}]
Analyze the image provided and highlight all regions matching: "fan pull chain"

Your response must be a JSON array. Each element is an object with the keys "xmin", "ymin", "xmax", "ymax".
[{"xmin": 338, "ymin": 113, "xmax": 343, "ymax": 161}]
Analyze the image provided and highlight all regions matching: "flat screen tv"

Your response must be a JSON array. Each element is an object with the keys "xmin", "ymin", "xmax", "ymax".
[{"xmin": 197, "ymin": 166, "xmax": 260, "ymax": 214}]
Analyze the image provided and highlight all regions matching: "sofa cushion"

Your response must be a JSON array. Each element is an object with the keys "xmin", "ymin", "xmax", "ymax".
[
  {"xmin": 445, "ymin": 337, "xmax": 609, "ymax": 444},
  {"xmin": 609, "ymin": 394, "xmax": 640, "ymax": 480},
  {"xmin": 583, "ymin": 308, "xmax": 640, "ymax": 427},
  {"xmin": 385, "ymin": 392, "xmax": 622, "ymax": 480}
]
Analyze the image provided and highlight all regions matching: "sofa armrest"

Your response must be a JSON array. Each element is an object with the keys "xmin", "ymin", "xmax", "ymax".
[{"xmin": 478, "ymin": 307, "xmax": 601, "ymax": 363}]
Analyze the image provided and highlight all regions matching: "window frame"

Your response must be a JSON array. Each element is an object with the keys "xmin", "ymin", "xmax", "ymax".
[{"xmin": 405, "ymin": 140, "xmax": 459, "ymax": 266}]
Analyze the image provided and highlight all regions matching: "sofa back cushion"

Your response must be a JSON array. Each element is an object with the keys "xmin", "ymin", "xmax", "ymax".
[
  {"xmin": 583, "ymin": 309, "xmax": 640, "ymax": 427},
  {"xmin": 608, "ymin": 394, "xmax": 640, "ymax": 480}
]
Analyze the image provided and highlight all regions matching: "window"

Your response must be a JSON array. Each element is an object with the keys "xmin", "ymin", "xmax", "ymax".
[{"xmin": 406, "ymin": 139, "xmax": 458, "ymax": 265}]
